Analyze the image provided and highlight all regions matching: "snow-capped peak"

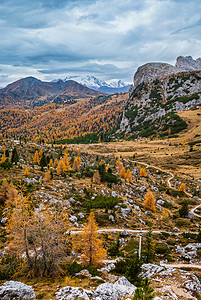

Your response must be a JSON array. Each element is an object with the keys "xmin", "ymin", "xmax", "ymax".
[{"xmin": 52, "ymin": 75, "xmax": 131, "ymax": 94}]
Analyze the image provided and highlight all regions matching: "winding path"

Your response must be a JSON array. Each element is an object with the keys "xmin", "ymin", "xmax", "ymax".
[{"xmin": 130, "ymin": 159, "xmax": 201, "ymax": 218}]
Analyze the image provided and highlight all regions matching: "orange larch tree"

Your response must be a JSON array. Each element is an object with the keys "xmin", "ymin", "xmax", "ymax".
[
  {"xmin": 140, "ymin": 167, "xmax": 146, "ymax": 177},
  {"xmin": 143, "ymin": 190, "xmax": 156, "ymax": 212},
  {"xmin": 179, "ymin": 182, "xmax": 185, "ymax": 192},
  {"xmin": 73, "ymin": 212, "xmax": 107, "ymax": 266}
]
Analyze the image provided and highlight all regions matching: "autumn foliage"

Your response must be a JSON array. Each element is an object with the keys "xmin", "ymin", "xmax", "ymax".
[
  {"xmin": 73, "ymin": 212, "xmax": 107, "ymax": 266},
  {"xmin": 140, "ymin": 167, "xmax": 146, "ymax": 177},
  {"xmin": 143, "ymin": 190, "xmax": 156, "ymax": 212},
  {"xmin": 179, "ymin": 182, "xmax": 185, "ymax": 192}
]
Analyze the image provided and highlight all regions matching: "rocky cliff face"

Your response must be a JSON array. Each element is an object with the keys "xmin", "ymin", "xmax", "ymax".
[{"xmin": 120, "ymin": 56, "xmax": 201, "ymax": 138}]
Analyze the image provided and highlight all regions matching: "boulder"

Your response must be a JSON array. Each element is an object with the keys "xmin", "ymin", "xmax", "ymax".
[
  {"xmin": 74, "ymin": 269, "xmax": 92, "ymax": 279},
  {"xmin": 56, "ymin": 276, "xmax": 136, "ymax": 300},
  {"xmin": 56, "ymin": 286, "xmax": 90, "ymax": 300},
  {"xmin": 140, "ymin": 264, "xmax": 165, "ymax": 278},
  {"xmin": 95, "ymin": 277, "xmax": 136, "ymax": 299},
  {"xmin": 0, "ymin": 281, "xmax": 36, "ymax": 300}
]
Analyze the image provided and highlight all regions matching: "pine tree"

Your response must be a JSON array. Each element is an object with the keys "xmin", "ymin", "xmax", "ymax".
[
  {"xmin": 93, "ymin": 170, "xmax": 101, "ymax": 184},
  {"xmin": 133, "ymin": 277, "xmax": 155, "ymax": 300},
  {"xmin": 40, "ymin": 152, "xmax": 47, "ymax": 170},
  {"xmin": 11, "ymin": 147, "xmax": 19, "ymax": 164},
  {"xmin": 179, "ymin": 200, "xmax": 189, "ymax": 218},
  {"xmin": 143, "ymin": 191, "xmax": 156, "ymax": 212},
  {"xmin": 73, "ymin": 212, "xmax": 107, "ymax": 266},
  {"xmin": 105, "ymin": 163, "xmax": 111, "ymax": 171},
  {"xmin": 144, "ymin": 228, "xmax": 155, "ymax": 263}
]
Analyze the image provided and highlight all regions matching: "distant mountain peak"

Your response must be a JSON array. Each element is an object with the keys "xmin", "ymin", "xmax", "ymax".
[
  {"xmin": 0, "ymin": 76, "xmax": 103, "ymax": 108},
  {"xmin": 56, "ymin": 75, "xmax": 131, "ymax": 94}
]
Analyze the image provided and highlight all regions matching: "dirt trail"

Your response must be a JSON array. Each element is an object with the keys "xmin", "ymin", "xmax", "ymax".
[{"xmin": 130, "ymin": 159, "xmax": 201, "ymax": 218}]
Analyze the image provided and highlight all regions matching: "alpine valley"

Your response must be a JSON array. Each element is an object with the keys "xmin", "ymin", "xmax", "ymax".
[{"xmin": 0, "ymin": 56, "xmax": 201, "ymax": 300}]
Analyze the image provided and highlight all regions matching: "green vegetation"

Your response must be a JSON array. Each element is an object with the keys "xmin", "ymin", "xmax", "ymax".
[{"xmin": 84, "ymin": 194, "xmax": 119, "ymax": 209}]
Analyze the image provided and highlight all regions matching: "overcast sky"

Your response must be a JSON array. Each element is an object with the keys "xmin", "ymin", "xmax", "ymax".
[{"xmin": 0, "ymin": 0, "xmax": 201, "ymax": 86}]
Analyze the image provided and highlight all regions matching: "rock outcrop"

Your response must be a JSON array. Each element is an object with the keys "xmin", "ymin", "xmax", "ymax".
[
  {"xmin": 132, "ymin": 56, "xmax": 201, "ymax": 89},
  {"xmin": 56, "ymin": 276, "xmax": 136, "ymax": 300},
  {"xmin": 140, "ymin": 264, "xmax": 201, "ymax": 299},
  {"xmin": 120, "ymin": 56, "xmax": 201, "ymax": 137},
  {"xmin": 0, "ymin": 281, "xmax": 36, "ymax": 300}
]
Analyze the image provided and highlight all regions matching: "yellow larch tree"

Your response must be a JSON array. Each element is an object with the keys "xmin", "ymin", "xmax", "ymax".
[
  {"xmin": 54, "ymin": 158, "xmax": 58, "ymax": 168},
  {"xmin": 49, "ymin": 159, "xmax": 54, "ymax": 168},
  {"xmin": 93, "ymin": 170, "xmax": 101, "ymax": 184},
  {"xmin": 44, "ymin": 169, "xmax": 51, "ymax": 182},
  {"xmin": 125, "ymin": 168, "xmax": 133, "ymax": 183},
  {"xmin": 99, "ymin": 159, "xmax": 103, "ymax": 166},
  {"xmin": 179, "ymin": 182, "xmax": 185, "ymax": 192},
  {"xmin": 140, "ymin": 167, "xmax": 146, "ymax": 177},
  {"xmin": 24, "ymin": 168, "xmax": 29, "ymax": 176},
  {"xmin": 161, "ymin": 210, "xmax": 169, "ymax": 220},
  {"xmin": 72, "ymin": 156, "xmax": 81, "ymax": 171},
  {"xmin": 39, "ymin": 149, "xmax": 43, "ymax": 159},
  {"xmin": 74, "ymin": 212, "xmax": 106, "ymax": 266},
  {"xmin": 33, "ymin": 151, "xmax": 40, "ymax": 164},
  {"xmin": 63, "ymin": 153, "xmax": 71, "ymax": 170},
  {"xmin": 0, "ymin": 152, "xmax": 6, "ymax": 163},
  {"xmin": 143, "ymin": 190, "xmax": 156, "ymax": 212},
  {"xmin": 119, "ymin": 165, "xmax": 126, "ymax": 179},
  {"xmin": 0, "ymin": 178, "xmax": 17, "ymax": 206},
  {"xmin": 182, "ymin": 139, "xmax": 186, "ymax": 147},
  {"xmin": 57, "ymin": 159, "xmax": 67, "ymax": 175}
]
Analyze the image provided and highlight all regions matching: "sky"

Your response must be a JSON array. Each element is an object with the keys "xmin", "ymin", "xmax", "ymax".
[{"xmin": 0, "ymin": 0, "xmax": 201, "ymax": 86}]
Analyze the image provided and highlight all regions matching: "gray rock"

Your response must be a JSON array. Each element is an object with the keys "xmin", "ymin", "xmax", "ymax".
[
  {"xmin": 109, "ymin": 215, "xmax": 115, "ymax": 222},
  {"xmin": 69, "ymin": 216, "xmax": 77, "ymax": 223},
  {"xmin": 74, "ymin": 270, "xmax": 92, "ymax": 278},
  {"xmin": 78, "ymin": 213, "xmax": 85, "ymax": 219},
  {"xmin": 0, "ymin": 281, "xmax": 36, "ymax": 300},
  {"xmin": 56, "ymin": 277, "xmax": 136, "ymax": 300},
  {"xmin": 56, "ymin": 286, "xmax": 90, "ymax": 300},
  {"xmin": 140, "ymin": 264, "xmax": 165, "ymax": 278}
]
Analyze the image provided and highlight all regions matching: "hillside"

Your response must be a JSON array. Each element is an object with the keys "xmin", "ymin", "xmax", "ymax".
[
  {"xmin": 119, "ymin": 57, "xmax": 201, "ymax": 139},
  {"xmin": 0, "ymin": 77, "xmax": 103, "ymax": 109},
  {"xmin": 0, "ymin": 93, "xmax": 127, "ymax": 143}
]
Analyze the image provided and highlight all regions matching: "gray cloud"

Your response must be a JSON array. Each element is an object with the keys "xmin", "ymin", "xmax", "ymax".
[{"xmin": 0, "ymin": 0, "xmax": 200, "ymax": 86}]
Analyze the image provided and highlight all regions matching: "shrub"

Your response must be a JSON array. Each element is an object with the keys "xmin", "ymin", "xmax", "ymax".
[
  {"xmin": 155, "ymin": 243, "xmax": 169, "ymax": 255},
  {"xmin": 64, "ymin": 261, "xmax": 99, "ymax": 277}
]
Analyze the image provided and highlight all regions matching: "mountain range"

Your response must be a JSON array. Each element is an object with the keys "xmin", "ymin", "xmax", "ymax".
[
  {"xmin": 0, "ymin": 77, "xmax": 104, "ymax": 108},
  {"xmin": 54, "ymin": 75, "xmax": 131, "ymax": 94}
]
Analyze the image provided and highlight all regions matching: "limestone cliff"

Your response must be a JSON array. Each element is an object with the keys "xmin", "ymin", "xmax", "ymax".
[{"xmin": 119, "ymin": 56, "xmax": 201, "ymax": 138}]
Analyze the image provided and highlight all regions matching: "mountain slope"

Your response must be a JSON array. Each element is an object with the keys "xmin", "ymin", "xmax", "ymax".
[
  {"xmin": 0, "ymin": 77, "xmax": 103, "ymax": 108},
  {"xmin": 120, "ymin": 56, "xmax": 201, "ymax": 139}
]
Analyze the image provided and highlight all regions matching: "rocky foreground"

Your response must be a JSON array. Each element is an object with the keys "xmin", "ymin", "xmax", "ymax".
[{"xmin": 0, "ymin": 264, "xmax": 201, "ymax": 299}]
